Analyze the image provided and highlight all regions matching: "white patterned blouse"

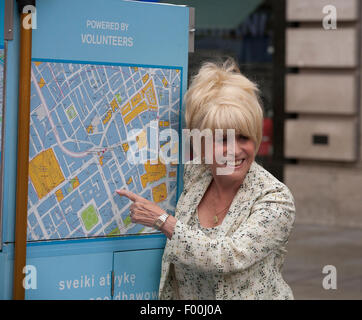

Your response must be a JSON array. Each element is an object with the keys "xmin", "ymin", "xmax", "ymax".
[{"xmin": 158, "ymin": 161, "xmax": 296, "ymax": 300}]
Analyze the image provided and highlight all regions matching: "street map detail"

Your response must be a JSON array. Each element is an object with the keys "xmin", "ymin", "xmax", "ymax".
[{"xmin": 27, "ymin": 60, "xmax": 181, "ymax": 241}]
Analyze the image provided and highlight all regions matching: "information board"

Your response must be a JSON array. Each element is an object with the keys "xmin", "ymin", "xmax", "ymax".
[
  {"xmin": 0, "ymin": 0, "xmax": 189, "ymax": 300},
  {"xmin": 27, "ymin": 0, "xmax": 189, "ymax": 242}
]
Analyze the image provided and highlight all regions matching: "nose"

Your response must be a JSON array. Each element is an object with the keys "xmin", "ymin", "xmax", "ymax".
[
  {"xmin": 224, "ymin": 136, "xmax": 245, "ymax": 158},
  {"xmin": 233, "ymin": 138, "xmax": 245, "ymax": 157}
]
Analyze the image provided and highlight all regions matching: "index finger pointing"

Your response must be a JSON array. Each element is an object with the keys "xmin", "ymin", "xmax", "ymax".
[{"xmin": 116, "ymin": 189, "xmax": 144, "ymax": 202}]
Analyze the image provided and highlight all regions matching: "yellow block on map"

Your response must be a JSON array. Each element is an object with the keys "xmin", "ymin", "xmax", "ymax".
[
  {"xmin": 162, "ymin": 77, "xmax": 168, "ymax": 88},
  {"xmin": 142, "ymin": 80, "xmax": 157, "ymax": 106},
  {"xmin": 103, "ymin": 110, "xmax": 112, "ymax": 125},
  {"xmin": 110, "ymin": 98, "xmax": 119, "ymax": 112},
  {"xmin": 123, "ymin": 101, "xmax": 148, "ymax": 125},
  {"xmin": 122, "ymin": 143, "xmax": 129, "ymax": 152},
  {"xmin": 142, "ymin": 74, "xmax": 149, "ymax": 84},
  {"xmin": 136, "ymin": 130, "xmax": 147, "ymax": 150},
  {"xmin": 159, "ymin": 121, "xmax": 169, "ymax": 127},
  {"xmin": 121, "ymin": 102, "xmax": 131, "ymax": 116},
  {"xmin": 131, "ymin": 93, "xmax": 142, "ymax": 108},
  {"xmin": 38, "ymin": 78, "xmax": 46, "ymax": 88},
  {"xmin": 29, "ymin": 148, "xmax": 65, "ymax": 200},
  {"xmin": 152, "ymin": 183, "xmax": 167, "ymax": 203},
  {"xmin": 86, "ymin": 124, "xmax": 94, "ymax": 134},
  {"xmin": 55, "ymin": 189, "xmax": 64, "ymax": 202},
  {"xmin": 149, "ymin": 105, "xmax": 158, "ymax": 111},
  {"xmin": 71, "ymin": 176, "xmax": 80, "ymax": 189},
  {"xmin": 140, "ymin": 159, "xmax": 166, "ymax": 188}
]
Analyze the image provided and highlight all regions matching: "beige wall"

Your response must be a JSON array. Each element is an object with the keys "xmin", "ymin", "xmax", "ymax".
[
  {"xmin": 284, "ymin": 0, "xmax": 362, "ymax": 227},
  {"xmin": 285, "ymin": 163, "xmax": 362, "ymax": 228}
]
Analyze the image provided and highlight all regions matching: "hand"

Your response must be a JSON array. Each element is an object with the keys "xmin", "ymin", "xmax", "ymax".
[{"xmin": 116, "ymin": 189, "xmax": 166, "ymax": 228}]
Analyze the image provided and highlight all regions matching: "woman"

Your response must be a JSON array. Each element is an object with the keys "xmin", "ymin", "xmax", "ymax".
[{"xmin": 117, "ymin": 59, "xmax": 295, "ymax": 300}]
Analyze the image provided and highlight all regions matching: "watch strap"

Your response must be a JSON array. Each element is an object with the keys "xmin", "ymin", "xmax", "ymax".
[{"xmin": 154, "ymin": 213, "xmax": 169, "ymax": 230}]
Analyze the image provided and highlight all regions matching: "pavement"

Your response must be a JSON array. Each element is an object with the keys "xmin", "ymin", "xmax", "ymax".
[{"xmin": 282, "ymin": 223, "xmax": 362, "ymax": 300}]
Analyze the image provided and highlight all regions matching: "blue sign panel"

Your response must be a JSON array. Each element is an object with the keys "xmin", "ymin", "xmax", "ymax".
[
  {"xmin": 23, "ymin": 235, "xmax": 166, "ymax": 300},
  {"xmin": 27, "ymin": 0, "xmax": 188, "ymax": 242},
  {"xmin": 0, "ymin": 0, "xmax": 189, "ymax": 299},
  {"xmin": 112, "ymin": 248, "xmax": 163, "ymax": 300},
  {"xmin": 32, "ymin": 0, "xmax": 188, "ymax": 69}
]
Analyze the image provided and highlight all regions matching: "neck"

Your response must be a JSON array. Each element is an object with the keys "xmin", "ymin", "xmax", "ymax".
[{"xmin": 211, "ymin": 174, "xmax": 242, "ymax": 198}]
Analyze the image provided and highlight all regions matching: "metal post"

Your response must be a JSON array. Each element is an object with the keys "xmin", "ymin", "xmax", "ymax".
[{"xmin": 13, "ymin": 0, "xmax": 34, "ymax": 299}]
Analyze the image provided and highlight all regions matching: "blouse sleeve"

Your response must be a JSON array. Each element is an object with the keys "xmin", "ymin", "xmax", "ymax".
[{"xmin": 164, "ymin": 185, "xmax": 296, "ymax": 275}]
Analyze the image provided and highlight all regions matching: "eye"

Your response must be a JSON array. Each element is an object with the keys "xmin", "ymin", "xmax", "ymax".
[
  {"xmin": 213, "ymin": 135, "xmax": 227, "ymax": 143},
  {"xmin": 237, "ymin": 134, "xmax": 249, "ymax": 141},
  {"xmin": 220, "ymin": 135, "xmax": 248, "ymax": 143}
]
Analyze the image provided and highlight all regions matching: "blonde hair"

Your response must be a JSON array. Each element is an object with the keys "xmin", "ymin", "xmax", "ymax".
[{"xmin": 184, "ymin": 58, "xmax": 264, "ymax": 152}]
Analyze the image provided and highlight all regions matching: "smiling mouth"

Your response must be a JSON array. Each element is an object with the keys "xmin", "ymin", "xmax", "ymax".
[{"xmin": 225, "ymin": 158, "xmax": 246, "ymax": 167}]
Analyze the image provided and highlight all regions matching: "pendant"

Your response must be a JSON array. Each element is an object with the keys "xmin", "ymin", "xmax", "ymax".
[{"xmin": 214, "ymin": 215, "xmax": 218, "ymax": 224}]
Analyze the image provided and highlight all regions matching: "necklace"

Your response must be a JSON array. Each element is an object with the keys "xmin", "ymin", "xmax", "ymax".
[
  {"xmin": 204, "ymin": 186, "xmax": 233, "ymax": 225},
  {"xmin": 212, "ymin": 204, "xmax": 231, "ymax": 224}
]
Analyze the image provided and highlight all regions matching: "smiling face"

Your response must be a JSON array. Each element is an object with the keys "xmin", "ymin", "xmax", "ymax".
[
  {"xmin": 184, "ymin": 58, "xmax": 263, "ymax": 184},
  {"xmin": 208, "ymin": 132, "xmax": 256, "ymax": 183}
]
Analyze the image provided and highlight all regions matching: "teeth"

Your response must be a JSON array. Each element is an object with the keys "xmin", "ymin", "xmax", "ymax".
[{"xmin": 227, "ymin": 159, "xmax": 245, "ymax": 166}]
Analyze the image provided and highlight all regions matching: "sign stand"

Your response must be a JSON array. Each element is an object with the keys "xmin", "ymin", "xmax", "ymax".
[{"xmin": 13, "ymin": 5, "xmax": 33, "ymax": 299}]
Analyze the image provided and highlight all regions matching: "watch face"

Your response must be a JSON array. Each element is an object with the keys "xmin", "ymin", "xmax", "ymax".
[{"xmin": 154, "ymin": 214, "xmax": 168, "ymax": 230}]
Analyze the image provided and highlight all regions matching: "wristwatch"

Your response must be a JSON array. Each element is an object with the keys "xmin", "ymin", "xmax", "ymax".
[{"xmin": 153, "ymin": 213, "xmax": 169, "ymax": 230}]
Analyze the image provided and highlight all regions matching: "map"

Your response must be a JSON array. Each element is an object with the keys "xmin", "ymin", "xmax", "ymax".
[{"xmin": 27, "ymin": 60, "xmax": 181, "ymax": 241}]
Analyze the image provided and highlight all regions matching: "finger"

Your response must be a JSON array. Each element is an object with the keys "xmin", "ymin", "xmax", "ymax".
[
  {"xmin": 116, "ymin": 189, "xmax": 145, "ymax": 203},
  {"xmin": 130, "ymin": 203, "xmax": 136, "ymax": 215}
]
